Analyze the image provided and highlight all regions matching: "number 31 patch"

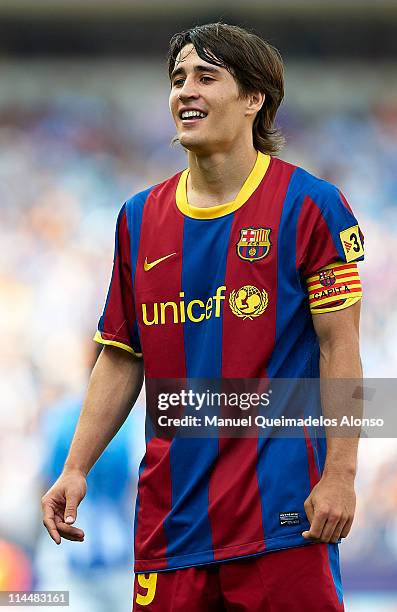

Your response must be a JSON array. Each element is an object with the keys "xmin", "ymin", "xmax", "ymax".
[{"xmin": 339, "ymin": 225, "xmax": 364, "ymax": 262}]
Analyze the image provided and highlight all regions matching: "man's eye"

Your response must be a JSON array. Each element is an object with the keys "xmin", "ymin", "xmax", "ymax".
[
  {"xmin": 201, "ymin": 76, "xmax": 213, "ymax": 83},
  {"xmin": 173, "ymin": 79, "xmax": 184, "ymax": 87}
]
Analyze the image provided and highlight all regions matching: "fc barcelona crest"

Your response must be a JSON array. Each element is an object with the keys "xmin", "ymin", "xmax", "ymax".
[
  {"xmin": 319, "ymin": 269, "xmax": 336, "ymax": 287},
  {"xmin": 236, "ymin": 227, "xmax": 272, "ymax": 262}
]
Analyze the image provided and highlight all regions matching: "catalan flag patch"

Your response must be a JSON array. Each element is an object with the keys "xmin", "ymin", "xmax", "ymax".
[{"xmin": 306, "ymin": 261, "xmax": 362, "ymax": 314}]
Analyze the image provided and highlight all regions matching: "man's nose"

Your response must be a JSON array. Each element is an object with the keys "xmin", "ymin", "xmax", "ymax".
[{"xmin": 178, "ymin": 77, "xmax": 200, "ymax": 100}]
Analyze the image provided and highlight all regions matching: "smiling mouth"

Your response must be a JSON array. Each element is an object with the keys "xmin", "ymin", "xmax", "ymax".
[{"xmin": 179, "ymin": 111, "xmax": 208, "ymax": 123}]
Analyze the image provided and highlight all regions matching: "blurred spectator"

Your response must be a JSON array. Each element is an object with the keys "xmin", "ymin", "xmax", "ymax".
[
  {"xmin": 34, "ymin": 343, "xmax": 145, "ymax": 612},
  {"xmin": 0, "ymin": 540, "xmax": 33, "ymax": 591}
]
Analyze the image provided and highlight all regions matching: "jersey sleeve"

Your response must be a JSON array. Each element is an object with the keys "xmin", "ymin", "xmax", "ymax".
[
  {"xmin": 296, "ymin": 183, "xmax": 364, "ymax": 314},
  {"xmin": 94, "ymin": 204, "xmax": 142, "ymax": 357}
]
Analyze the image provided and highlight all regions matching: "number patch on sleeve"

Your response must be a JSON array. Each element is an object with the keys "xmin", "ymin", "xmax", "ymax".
[
  {"xmin": 136, "ymin": 573, "xmax": 158, "ymax": 606},
  {"xmin": 339, "ymin": 225, "xmax": 364, "ymax": 262}
]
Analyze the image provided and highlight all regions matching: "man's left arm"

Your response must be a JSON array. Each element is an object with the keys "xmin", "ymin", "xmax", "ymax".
[{"xmin": 302, "ymin": 299, "xmax": 362, "ymax": 544}]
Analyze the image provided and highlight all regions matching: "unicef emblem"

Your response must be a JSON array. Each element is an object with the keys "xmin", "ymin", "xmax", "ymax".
[{"xmin": 229, "ymin": 285, "xmax": 268, "ymax": 320}]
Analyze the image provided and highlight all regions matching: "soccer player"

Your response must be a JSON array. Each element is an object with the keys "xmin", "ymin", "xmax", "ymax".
[{"xmin": 42, "ymin": 23, "xmax": 364, "ymax": 611}]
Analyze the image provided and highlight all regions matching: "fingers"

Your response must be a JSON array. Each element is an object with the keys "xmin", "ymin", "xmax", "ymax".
[
  {"xmin": 329, "ymin": 516, "xmax": 347, "ymax": 543},
  {"xmin": 64, "ymin": 494, "xmax": 80, "ymax": 524},
  {"xmin": 304, "ymin": 498, "xmax": 314, "ymax": 524},
  {"xmin": 318, "ymin": 511, "xmax": 342, "ymax": 542},
  {"xmin": 302, "ymin": 497, "xmax": 318, "ymax": 540},
  {"xmin": 42, "ymin": 503, "xmax": 61, "ymax": 545},
  {"xmin": 42, "ymin": 495, "xmax": 85, "ymax": 544},
  {"xmin": 302, "ymin": 506, "xmax": 328, "ymax": 541},
  {"xmin": 340, "ymin": 515, "xmax": 354, "ymax": 539},
  {"xmin": 303, "ymin": 505, "xmax": 351, "ymax": 543},
  {"xmin": 54, "ymin": 514, "xmax": 85, "ymax": 542},
  {"xmin": 62, "ymin": 480, "xmax": 87, "ymax": 526},
  {"xmin": 302, "ymin": 477, "xmax": 356, "ymax": 544}
]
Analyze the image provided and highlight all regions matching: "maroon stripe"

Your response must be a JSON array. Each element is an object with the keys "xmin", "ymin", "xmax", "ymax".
[
  {"xmin": 134, "ymin": 176, "xmax": 186, "ymax": 377},
  {"xmin": 296, "ymin": 196, "xmax": 340, "ymax": 277},
  {"xmin": 102, "ymin": 208, "xmax": 136, "ymax": 346},
  {"xmin": 303, "ymin": 426, "xmax": 320, "ymax": 490},
  {"xmin": 133, "ymin": 177, "xmax": 186, "ymax": 569}
]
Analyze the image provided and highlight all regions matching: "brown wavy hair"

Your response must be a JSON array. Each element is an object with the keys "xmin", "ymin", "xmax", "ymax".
[{"xmin": 167, "ymin": 22, "xmax": 285, "ymax": 155}]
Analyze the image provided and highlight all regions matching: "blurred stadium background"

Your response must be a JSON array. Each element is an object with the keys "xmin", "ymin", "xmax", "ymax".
[{"xmin": 0, "ymin": 1, "xmax": 396, "ymax": 610}]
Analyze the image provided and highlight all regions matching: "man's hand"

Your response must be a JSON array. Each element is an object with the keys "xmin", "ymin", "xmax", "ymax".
[
  {"xmin": 302, "ymin": 473, "xmax": 356, "ymax": 544},
  {"xmin": 41, "ymin": 467, "xmax": 87, "ymax": 545}
]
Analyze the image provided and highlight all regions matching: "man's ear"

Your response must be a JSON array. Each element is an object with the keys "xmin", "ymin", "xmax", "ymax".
[{"xmin": 245, "ymin": 92, "xmax": 265, "ymax": 118}]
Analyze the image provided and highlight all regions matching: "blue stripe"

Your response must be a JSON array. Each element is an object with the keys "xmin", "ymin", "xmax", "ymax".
[
  {"xmin": 134, "ymin": 457, "xmax": 146, "ymax": 541},
  {"xmin": 328, "ymin": 543, "xmax": 344, "ymax": 604},
  {"xmin": 267, "ymin": 168, "xmax": 319, "ymax": 379},
  {"xmin": 257, "ymin": 168, "xmax": 319, "ymax": 546},
  {"xmin": 125, "ymin": 187, "xmax": 153, "ymax": 353},
  {"xmin": 126, "ymin": 188, "xmax": 153, "ymax": 279},
  {"xmin": 164, "ymin": 214, "xmax": 234, "ymax": 563},
  {"xmin": 182, "ymin": 216, "xmax": 233, "ymax": 377},
  {"xmin": 134, "ymin": 398, "xmax": 156, "ymax": 547},
  {"xmin": 306, "ymin": 180, "xmax": 364, "ymax": 263}
]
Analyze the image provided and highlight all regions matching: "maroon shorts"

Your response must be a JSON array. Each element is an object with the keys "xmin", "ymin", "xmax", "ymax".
[{"xmin": 133, "ymin": 543, "xmax": 344, "ymax": 611}]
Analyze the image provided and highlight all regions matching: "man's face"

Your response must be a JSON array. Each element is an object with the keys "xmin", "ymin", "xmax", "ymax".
[{"xmin": 169, "ymin": 44, "xmax": 250, "ymax": 155}]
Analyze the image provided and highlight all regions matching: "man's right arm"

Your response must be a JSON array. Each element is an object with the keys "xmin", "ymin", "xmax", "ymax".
[{"xmin": 41, "ymin": 345, "xmax": 144, "ymax": 544}]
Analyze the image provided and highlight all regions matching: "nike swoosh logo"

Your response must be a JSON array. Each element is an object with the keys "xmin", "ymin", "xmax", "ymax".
[{"xmin": 144, "ymin": 252, "xmax": 176, "ymax": 272}]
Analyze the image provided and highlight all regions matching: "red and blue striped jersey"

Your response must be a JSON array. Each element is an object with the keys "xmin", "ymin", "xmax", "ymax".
[{"xmin": 95, "ymin": 152, "xmax": 364, "ymax": 573}]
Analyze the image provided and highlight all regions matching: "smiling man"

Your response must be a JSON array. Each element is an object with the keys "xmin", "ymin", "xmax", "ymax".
[{"xmin": 42, "ymin": 23, "xmax": 364, "ymax": 612}]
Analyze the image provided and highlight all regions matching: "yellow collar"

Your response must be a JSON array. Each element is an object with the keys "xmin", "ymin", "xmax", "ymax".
[{"xmin": 175, "ymin": 151, "xmax": 271, "ymax": 220}]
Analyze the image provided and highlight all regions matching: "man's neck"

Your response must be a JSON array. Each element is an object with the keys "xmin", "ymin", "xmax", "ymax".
[{"xmin": 186, "ymin": 146, "xmax": 258, "ymax": 209}]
